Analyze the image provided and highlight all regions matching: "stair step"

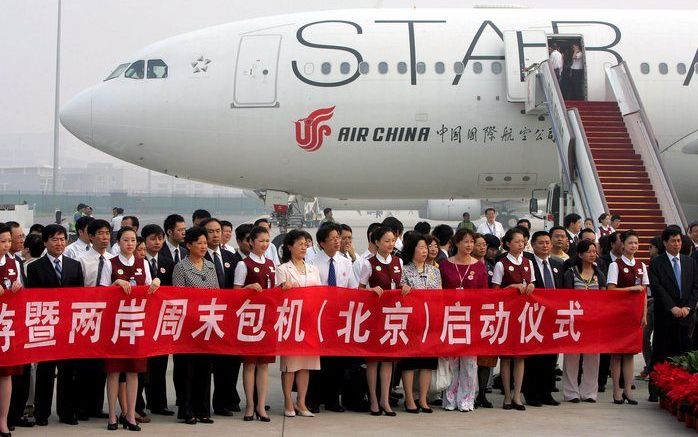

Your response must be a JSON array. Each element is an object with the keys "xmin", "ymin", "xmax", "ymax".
[
  {"xmin": 566, "ymin": 100, "xmax": 619, "ymax": 107},
  {"xmin": 604, "ymin": 190, "xmax": 656, "ymax": 197},
  {"xmin": 607, "ymin": 210, "xmax": 663, "ymax": 217},
  {"xmin": 592, "ymin": 151, "xmax": 641, "ymax": 159},
  {"xmin": 588, "ymin": 140, "xmax": 634, "ymax": 146},
  {"xmin": 585, "ymin": 132, "xmax": 630, "ymax": 138},
  {"xmin": 595, "ymin": 165, "xmax": 645, "ymax": 171},
  {"xmin": 600, "ymin": 178, "xmax": 651, "ymax": 185},
  {"xmin": 577, "ymin": 110, "xmax": 623, "ymax": 117}
]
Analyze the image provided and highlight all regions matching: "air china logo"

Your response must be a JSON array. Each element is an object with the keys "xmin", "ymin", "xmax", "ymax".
[{"xmin": 294, "ymin": 106, "xmax": 335, "ymax": 152}]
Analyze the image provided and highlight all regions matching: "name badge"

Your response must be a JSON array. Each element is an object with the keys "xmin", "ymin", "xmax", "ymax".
[
  {"xmin": 224, "ymin": 262, "xmax": 230, "ymax": 268},
  {"xmin": 375, "ymin": 266, "xmax": 382, "ymax": 272},
  {"xmin": 117, "ymin": 269, "xmax": 124, "ymax": 275},
  {"xmin": 2, "ymin": 278, "xmax": 10, "ymax": 290},
  {"xmin": 253, "ymin": 267, "xmax": 260, "ymax": 273},
  {"xmin": 135, "ymin": 268, "xmax": 143, "ymax": 276},
  {"xmin": 160, "ymin": 267, "xmax": 166, "ymax": 274},
  {"xmin": 553, "ymin": 267, "xmax": 559, "ymax": 273},
  {"xmin": 623, "ymin": 268, "xmax": 629, "ymax": 273},
  {"xmin": 508, "ymin": 266, "xmax": 515, "ymax": 272}
]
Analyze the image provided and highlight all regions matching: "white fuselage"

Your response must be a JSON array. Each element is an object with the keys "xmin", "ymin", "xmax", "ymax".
[{"xmin": 60, "ymin": 8, "xmax": 698, "ymax": 216}]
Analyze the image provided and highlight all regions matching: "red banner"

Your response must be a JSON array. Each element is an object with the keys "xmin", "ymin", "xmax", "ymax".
[{"xmin": 0, "ymin": 286, "xmax": 643, "ymax": 366}]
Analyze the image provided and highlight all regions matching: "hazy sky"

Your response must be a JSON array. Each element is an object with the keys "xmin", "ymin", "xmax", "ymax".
[{"xmin": 1, "ymin": 0, "xmax": 695, "ymax": 170}]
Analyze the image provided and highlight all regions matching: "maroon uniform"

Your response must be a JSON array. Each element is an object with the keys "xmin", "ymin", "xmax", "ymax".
[
  {"xmin": 367, "ymin": 255, "xmax": 402, "ymax": 289},
  {"xmin": 241, "ymin": 255, "xmax": 275, "ymax": 364},
  {"xmin": 105, "ymin": 256, "xmax": 148, "ymax": 374},
  {"xmin": 498, "ymin": 255, "xmax": 533, "ymax": 288},
  {"xmin": 614, "ymin": 258, "xmax": 646, "ymax": 288},
  {"xmin": 0, "ymin": 255, "xmax": 23, "ymax": 376},
  {"xmin": 598, "ymin": 226, "xmax": 613, "ymax": 237}
]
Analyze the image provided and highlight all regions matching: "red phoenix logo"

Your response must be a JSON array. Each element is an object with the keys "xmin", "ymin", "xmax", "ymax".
[{"xmin": 294, "ymin": 106, "xmax": 335, "ymax": 151}]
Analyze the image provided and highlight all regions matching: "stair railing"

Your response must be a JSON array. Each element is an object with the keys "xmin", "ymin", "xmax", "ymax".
[{"xmin": 606, "ymin": 62, "xmax": 688, "ymax": 229}]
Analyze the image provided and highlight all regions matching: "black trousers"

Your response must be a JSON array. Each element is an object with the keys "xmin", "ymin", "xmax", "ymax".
[
  {"xmin": 8, "ymin": 365, "xmax": 31, "ymax": 426},
  {"xmin": 522, "ymin": 354, "xmax": 557, "ymax": 402},
  {"xmin": 34, "ymin": 360, "xmax": 80, "ymax": 421},
  {"xmin": 598, "ymin": 354, "xmax": 611, "ymax": 388},
  {"xmin": 175, "ymin": 354, "xmax": 211, "ymax": 420},
  {"xmin": 308, "ymin": 357, "xmax": 349, "ymax": 407},
  {"xmin": 135, "ymin": 355, "xmax": 170, "ymax": 413},
  {"xmin": 570, "ymin": 69, "xmax": 585, "ymax": 100},
  {"xmin": 212, "ymin": 355, "xmax": 241, "ymax": 413},
  {"xmin": 76, "ymin": 359, "xmax": 106, "ymax": 416}
]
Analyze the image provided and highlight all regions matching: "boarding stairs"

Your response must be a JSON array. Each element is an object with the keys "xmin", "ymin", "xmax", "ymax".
[{"xmin": 525, "ymin": 61, "xmax": 687, "ymax": 261}]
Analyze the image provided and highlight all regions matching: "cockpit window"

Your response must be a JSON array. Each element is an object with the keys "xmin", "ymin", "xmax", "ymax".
[
  {"xmin": 147, "ymin": 59, "xmax": 168, "ymax": 79},
  {"xmin": 104, "ymin": 63, "xmax": 130, "ymax": 81},
  {"xmin": 124, "ymin": 60, "xmax": 145, "ymax": 79}
]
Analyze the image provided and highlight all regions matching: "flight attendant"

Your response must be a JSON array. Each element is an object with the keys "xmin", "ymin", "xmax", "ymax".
[
  {"xmin": 606, "ymin": 230, "xmax": 648, "ymax": 405},
  {"xmin": 439, "ymin": 229, "xmax": 489, "ymax": 412},
  {"xmin": 492, "ymin": 228, "xmax": 535, "ymax": 411},
  {"xmin": 0, "ymin": 223, "xmax": 23, "ymax": 437},
  {"xmin": 100, "ymin": 226, "xmax": 160, "ymax": 431},
  {"xmin": 596, "ymin": 213, "xmax": 615, "ymax": 240},
  {"xmin": 358, "ymin": 226, "xmax": 402, "ymax": 416},
  {"xmin": 233, "ymin": 225, "xmax": 275, "ymax": 422}
]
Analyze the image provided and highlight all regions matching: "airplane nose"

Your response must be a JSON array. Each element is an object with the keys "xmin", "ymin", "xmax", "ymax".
[{"xmin": 60, "ymin": 88, "xmax": 93, "ymax": 144}]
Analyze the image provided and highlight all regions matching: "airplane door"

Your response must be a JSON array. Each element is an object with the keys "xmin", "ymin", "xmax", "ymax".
[
  {"xmin": 233, "ymin": 34, "xmax": 281, "ymax": 107},
  {"xmin": 504, "ymin": 30, "xmax": 549, "ymax": 102}
]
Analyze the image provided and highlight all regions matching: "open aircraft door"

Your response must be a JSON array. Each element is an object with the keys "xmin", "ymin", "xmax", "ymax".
[{"xmin": 504, "ymin": 30, "xmax": 549, "ymax": 102}]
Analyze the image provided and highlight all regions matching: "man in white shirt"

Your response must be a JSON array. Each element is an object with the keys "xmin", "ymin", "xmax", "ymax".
[
  {"xmin": 476, "ymin": 208, "xmax": 504, "ymax": 239},
  {"xmin": 110, "ymin": 216, "xmax": 140, "ymax": 256},
  {"xmin": 220, "ymin": 220, "xmax": 236, "ymax": 254},
  {"xmin": 549, "ymin": 44, "xmax": 563, "ymax": 79},
  {"xmin": 688, "ymin": 222, "xmax": 698, "ymax": 251},
  {"xmin": 111, "ymin": 207, "xmax": 124, "ymax": 233},
  {"xmin": 64, "ymin": 216, "xmax": 93, "ymax": 260},
  {"xmin": 354, "ymin": 223, "xmax": 381, "ymax": 283},
  {"xmin": 254, "ymin": 218, "xmax": 280, "ymax": 266}
]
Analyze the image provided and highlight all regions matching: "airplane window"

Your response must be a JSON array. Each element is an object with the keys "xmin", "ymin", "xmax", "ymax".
[
  {"xmin": 416, "ymin": 62, "xmax": 426, "ymax": 74},
  {"xmin": 359, "ymin": 62, "xmax": 369, "ymax": 75},
  {"xmin": 378, "ymin": 62, "xmax": 388, "ymax": 74},
  {"xmin": 677, "ymin": 63, "xmax": 686, "ymax": 74},
  {"xmin": 491, "ymin": 61, "xmax": 503, "ymax": 74},
  {"xmin": 321, "ymin": 62, "xmax": 331, "ymax": 75},
  {"xmin": 397, "ymin": 62, "xmax": 407, "ymax": 74},
  {"xmin": 454, "ymin": 62, "xmax": 465, "ymax": 74},
  {"xmin": 124, "ymin": 60, "xmax": 145, "ymax": 79},
  {"xmin": 340, "ymin": 62, "xmax": 351, "ymax": 75},
  {"xmin": 435, "ymin": 62, "xmax": 445, "ymax": 74},
  {"xmin": 147, "ymin": 59, "xmax": 168, "ymax": 79},
  {"xmin": 640, "ymin": 63, "xmax": 650, "ymax": 74},
  {"xmin": 473, "ymin": 62, "xmax": 483, "ymax": 74},
  {"xmin": 104, "ymin": 63, "xmax": 130, "ymax": 81},
  {"xmin": 658, "ymin": 63, "xmax": 668, "ymax": 75}
]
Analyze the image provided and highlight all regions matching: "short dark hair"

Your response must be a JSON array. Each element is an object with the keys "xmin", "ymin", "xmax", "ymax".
[
  {"xmin": 323, "ymin": 207, "xmax": 332, "ymax": 216},
  {"xmin": 316, "ymin": 222, "xmax": 341, "ymax": 245},
  {"xmin": 564, "ymin": 213, "xmax": 582, "ymax": 229},
  {"xmin": 484, "ymin": 234, "xmax": 501, "ymax": 250},
  {"xmin": 235, "ymin": 223, "xmax": 254, "ymax": 241},
  {"xmin": 688, "ymin": 221, "xmax": 698, "ymax": 234},
  {"xmin": 281, "ymin": 229, "xmax": 310, "ymax": 263},
  {"xmin": 649, "ymin": 236, "xmax": 665, "ymax": 254},
  {"xmin": 29, "ymin": 223, "xmax": 44, "ymax": 234},
  {"xmin": 141, "ymin": 224, "xmax": 165, "ymax": 239},
  {"xmin": 184, "ymin": 226, "xmax": 207, "ymax": 245},
  {"xmin": 163, "ymin": 214, "xmax": 185, "ymax": 233},
  {"xmin": 462, "ymin": 212, "xmax": 470, "ymax": 218},
  {"xmin": 530, "ymin": 230, "xmax": 550, "ymax": 244},
  {"xmin": 247, "ymin": 225, "xmax": 269, "ymax": 243},
  {"xmin": 192, "ymin": 209, "xmax": 211, "ymax": 222},
  {"xmin": 116, "ymin": 226, "xmax": 137, "ymax": 242},
  {"xmin": 414, "ymin": 221, "xmax": 431, "ymax": 235},
  {"xmin": 367, "ymin": 222, "xmax": 382, "ymax": 241},
  {"xmin": 681, "ymin": 235, "xmax": 693, "ymax": 256},
  {"xmin": 484, "ymin": 207, "xmax": 496, "ymax": 214},
  {"xmin": 611, "ymin": 214, "xmax": 621, "ymax": 221},
  {"xmin": 453, "ymin": 228, "xmax": 475, "ymax": 245},
  {"xmin": 75, "ymin": 215, "xmax": 94, "ymax": 232},
  {"xmin": 662, "ymin": 226, "xmax": 682, "ymax": 242},
  {"xmin": 136, "ymin": 236, "xmax": 145, "ymax": 247},
  {"xmin": 5, "ymin": 221, "xmax": 20, "ymax": 231},
  {"xmin": 382, "ymin": 217, "xmax": 404, "ymax": 236},
  {"xmin": 253, "ymin": 217, "xmax": 271, "ymax": 227},
  {"xmin": 340, "ymin": 223, "xmax": 352, "ymax": 234},
  {"xmin": 621, "ymin": 229, "xmax": 638, "ymax": 243},
  {"xmin": 432, "ymin": 224, "xmax": 454, "ymax": 246},
  {"xmin": 369, "ymin": 226, "xmax": 394, "ymax": 245},
  {"xmin": 401, "ymin": 232, "xmax": 428, "ymax": 264},
  {"xmin": 122, "ymin": 216, "xmax": 140, "ymax": 230},
  {"xmin": 608, "ymin": 231, "xmax": 621, "ymax": 245},
  {"xmin": 516, "ymin": 218, "xmax": 531, "ymax": 229},
  {"xmin": 42, "ymin": 224, "xmax": 67, "ymax": 242},
  {"xmin": 549, "ymin": 225, "xmax": 567, "ymax": 237},
  {"xmin": 598, "ymin": 213, "xmax": 610, "ymax": 222},
  {"xmin": 199, "ymin": 217, "xmax": 221, "ymax": 229},
  {"xmin": 87, "ymin": 219, "xmax": 111, "ymax": 236},
  {"xmin": 0, "ymin": 223, "xmax": 9, "ymax": 237},
  {"xmin": 579, "ymin": 228, "xmax": 596, "ymax": 240},
  {"xmin": 220, "ymin": 220, "xmax": 233, "ymax": 230},
  {"xmin": 76, "ymin": 203, "xmax": 87, "ymax": 210},
  {"xmin": 502, "ymin": 227, "xmax": 526, "ymax": 246},
  {"xmin": 24, "ymin": 233, "xmax": 44, "ymax": 258}
]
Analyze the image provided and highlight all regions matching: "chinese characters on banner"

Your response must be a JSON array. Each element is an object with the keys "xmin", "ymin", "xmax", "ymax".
[{"xmin": 0, "ymin": 286, "xmax": 643, "ymax": 367}]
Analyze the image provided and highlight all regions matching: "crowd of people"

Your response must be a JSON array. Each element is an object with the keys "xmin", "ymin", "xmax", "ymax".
[{"xmin": 0, "ymin": 205, "xmax": 697, "ymax": 434}]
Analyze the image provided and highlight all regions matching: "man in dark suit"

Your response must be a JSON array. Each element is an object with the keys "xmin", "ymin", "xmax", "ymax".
[
  {"xmin": 563, "ymin": 213, "xmax": 582, "ymax": 259},
  {"xmin": 523, "ymin": 231, "xmax": 564, "ymax": 407},
  {"xmin": 159, "ymin": 214, "xmax": 188, "ymax": 265},
  {"xmin": 649, "ymin": 227, "xmax": 698, "ymax": 397},
  {"xmin": 432, "ymin": 224, "xmax": 454, "ymax": 262},
  {"xmin": 26, "ymin": 224, "xmax": 85, "ymax": 426},
  {"xmin": 137, "ymin": 224, "xmax": 176, "ymax": 416},
  {"xmin": 201, "ymin": 218, "xmax": 241, "ymax": 415}
]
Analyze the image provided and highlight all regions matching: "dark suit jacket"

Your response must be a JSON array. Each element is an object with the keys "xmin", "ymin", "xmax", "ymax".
[
  {"xmin": 26, "ymin": 254, "xmax": 84, "ymax": 288},
  {"xmin": 649, "ymin": 253, "xmax": 698, "ymax": 325},
  {"xmin": 158, "ymin": 243, "xmax": 188, "ymax": 265},
  {"xmin": 150, "ymin": 254, "xmax": 174, "ymax": 286},
  {"xmin": 599, "ymin": 253, "xmax": 614, "ymax": 276},
  {"xmin": 525, "ymin": 253, "xmax": 565, "ymax": 288},
  {"xmin": 15, "ymin": 255, "xmax": 27, "ymax": 285},
  {"xmin": 204, "ymin": 249, "xmax": 236, "ymax": 289}
]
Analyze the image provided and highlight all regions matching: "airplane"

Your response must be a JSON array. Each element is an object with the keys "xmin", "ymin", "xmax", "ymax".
[{"xmin": 59, "ymin": 7, "xmax": 698, "ymax": 224}]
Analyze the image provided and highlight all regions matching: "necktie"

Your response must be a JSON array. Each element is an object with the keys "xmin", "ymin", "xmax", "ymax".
[
  {"xmin": 174, "ymin": 248, "xmax": 180, "ymax": 264},
  {"xmin": 542, "ymin": 260, "xmax": 554, "ymax": 289},
  {"xmin": 673, "ymin": 257, "xmax": 682, "ymax": 298},
  {"xmin": 150, "ymin": 258, "xmax": 157, "ymax": 278},
  {"xmin": 96, "ymin": 255, "xmax": 105, "ymax": 286},
  {"xmin": 54, "ymin": 258, "xmax": 62, "ymax": 282},
  {"xmin": 213, "ymin": 251, "xmax": 225, "ymax": 288},
  {"xmin": 328, "ymin": 257, "xmax": 337, "ymax": 286}
]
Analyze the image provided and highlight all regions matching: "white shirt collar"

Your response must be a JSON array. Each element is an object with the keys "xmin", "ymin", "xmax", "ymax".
[
  {"xmin": 87, "ymin": 246, "xmax": 111, "ymax": 259},
  {"xmin": 249, "ymin": 252, "xmax": 266, "ymax": 264},
  {"xmin": 118, "ymin": 254, "xmax": 135, "ymax": 266},
  {"xmin": 375, "ymin": 253, "xmax": 392, "ymax": 264},
  {"xmin": 46, "ymin": 253, "xmax": 63, "ymax": 265},
  {"xmin": 534, "ymin": 254, "xmax": 550, "ymax": 264},
  {"xmin": 621, "ymin": 255, "xmax": 635, "ymax": 266},
  {"xmin": 666, "ymin": 252, "xmax": 681, "ymax": 263},
  {"xmin": 165, "ymin": 240, "xmax": 180, "ymax": 253},
  {"xmin": 208, "ymin": 247, "xmax": 221, "ymax": 258},
  {"xmin": 507, "ymin": 252, "xmax": 524, "ymax": 264},
  {"xmin": 146, "ymin": 253, "xmax": 158, "ymax": 262}
]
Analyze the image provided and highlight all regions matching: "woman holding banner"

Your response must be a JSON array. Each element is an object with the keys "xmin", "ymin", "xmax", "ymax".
[
  {"xmin": 100, "ymin": 226, "xmax": 160, "ymax": 430},
  {"xmin": 492, "ymin": 228, "xmax": 535, "ymax": 411},
  {"xmin": 440, "ymin": 229, "xmax": 490, "ymax": 412}
]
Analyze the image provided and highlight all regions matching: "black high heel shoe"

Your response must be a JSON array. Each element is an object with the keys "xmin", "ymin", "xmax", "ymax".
[
  {"xmin": 622, "ymin": 393, "xmax": 638, "ymax": 405},
  {"xmin": 613, "ymin": 392, "xmax": 624, "ymax": 404},
  {"xmin": 107, "ymin": 422, "xmax": 118, "ymax": 430},
  {"xmin": 0, "ymin": 431, "xmax": 11, "ymax": 437},
  {"xmin": 404, "ymin": 404, "xmax": 419, "ymax": 414},
  {"xmin": 122, "ymin": 419, "xmax": 141, "ymax": 431},
  {"xmin": 255, "ymin": 411, "xmax": 271, "ymax": 422},
  {"xmin": 380, "ymin": 406, "xmax": 397, "ymax": 417},
  {"xmin": 243, "ymin": 411, "xmax": 254, "ymax": 421},
  {"xmin": 512, "ymin": 401, "xmax": 526, "ymax": 411}
]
